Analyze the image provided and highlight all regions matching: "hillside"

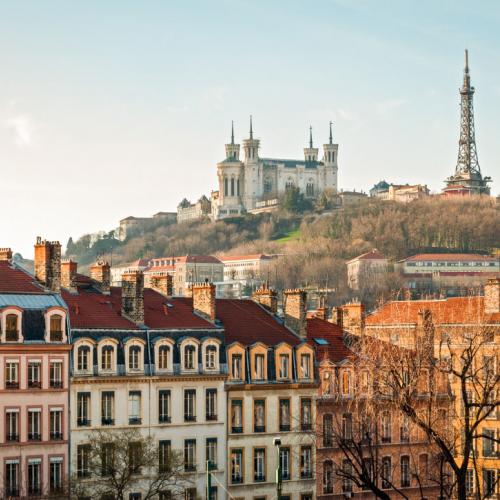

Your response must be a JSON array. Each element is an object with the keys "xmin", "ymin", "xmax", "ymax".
[{"xmin": 66, "ymin": 196, "xmax": 499, "ymax": 302}]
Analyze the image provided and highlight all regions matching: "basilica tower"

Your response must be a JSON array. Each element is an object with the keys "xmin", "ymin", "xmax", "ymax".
[
  {"xmin": 303, "ymin": 126, "xmax": 319, "ymax": 162},
  {"xmin": 323, "ymin": 122, "xmax": 339, "ymax": 192},
  {"xmin": 242, "ymin": 116, "xmax": 262, "ymax": 209}
]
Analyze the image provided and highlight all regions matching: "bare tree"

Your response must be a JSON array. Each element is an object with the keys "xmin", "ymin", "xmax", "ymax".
[{"xmin": 71, "ymin": 428, "xmax": 189, "ymax": 500}]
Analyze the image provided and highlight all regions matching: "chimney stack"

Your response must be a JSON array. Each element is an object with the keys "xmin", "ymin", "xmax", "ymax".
[
  {"xmin": 90, "ymin": 260, "xmax": 111, "ymax": 294},
  {"xmin": 121, "ymin": 271, "xmax": 144, "ymax": 324},
  {"xmin": 192, "ymin": 282, "xmax": 216, "ymax": 323},
  {"xmin": 339, "ymin": 302, "xmax": 365, "ymax": 332},
  {"xmin": 150, "ymin": 274, "xmax": 173, "ymax": 297},
  {"xmin": 484, "ymin": 277, "xmax": 500, "ymax": 315},
  {"xmin": 0, "ymin": 248, "xmax": 13, "ymax": 262},
  {"xmin": 34, "ymin": 237, "xmax": 61, "ymax": 292},
  {"xmin": 252, "ymin": 283, "xmax": 278, "ymax": 314},
  {"xmin": 284, "ymin": 289, "xmax": 308, "ymax": 338},
  {"xmin": 330, "ymin": 307, "xmax": 343, "ymax": 327},
  {"xmin": 61, "ymin": 259, "xmax": 78, "ymax": 293}
]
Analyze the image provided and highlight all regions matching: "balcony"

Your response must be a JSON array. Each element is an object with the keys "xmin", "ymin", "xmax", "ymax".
[
  {"xmin": 101, "ymin": 418, "xmax": 115, "ymax": 426},
  {"xmin": 206, "ymin": 414, "xmax": 218, "ymax": 422},
  {"xmin": 6, "ymin": 330, "xmax": 19, "ymax": 342},
  {"xmin": 50, "ymin": 380, "xmax": 63, "ymax": 389},
  {"xmin": 184, "ymin": 415, "xmax": 196, "ymax": 423},
  {"xmin": 159, "ymin": 415, "xmax": 171, "ymax": 424},
  {"xmin": 28, "ymin": 380, "xmax": 42, "ymax": 389},
  {"xmin": 50, "ymin": 431, "xmax": 63, "ymax": 440},
  {"xmin": 77, "ymin": 417, "xmax": 91, "ymax": 427},
  {"xmin": 231, "ymin": 476, "xmax": 243, "ymax": 485},
  {"xmin": 231, "ymin": 426, "xmax": 243, "ymax": 434},
  {"xmin": 6, "ymin": 433, "xmax": 19, "ymax": 442},
  {"xmin": 28, "ymin": 432, "xmax": 41, "ymax": 441},
  {"xmin": 5, "ymin": 381, "xmax": 19, "ymax": 389},
  {"xmin": 129, "ymin": 417, "xmax": 142, "ymax": 425},
  {"xmin": 50, "ymin": 330, "xmax": 63, "ymax": 342}
]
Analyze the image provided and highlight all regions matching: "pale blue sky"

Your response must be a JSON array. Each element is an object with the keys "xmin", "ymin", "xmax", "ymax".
[{"xmin": 1, "ymin": 0, "xmax": 499, "ymax": 256}]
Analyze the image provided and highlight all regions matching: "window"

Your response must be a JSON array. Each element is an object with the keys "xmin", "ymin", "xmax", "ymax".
[
  {"xmin": 382, "ymin": 456, "xmax": 392, "ymax": 489},
  {"xmin": 184, "ymin": 439, "xmax": 196, "ymax": 472},
  {"xmin": 184, "ymin": 389, "xmax": 196, "ymax": 422},
  {"xmin": 231, "ymin": 354, "xmax": 242, "ymax": 380},
  {"xmin": 279, "ymin": 354, "xmax": 289, "ymax": 379},
  {"xmin": 5, "ymin": 361, "xmax": 19, "ymax": 388},
  {"xmin": 254, "ymin": 399, "xmax": 265, "ymax": 432},
  {"xmin": 77, "ymin": 444, "xmax": 91, "ymax": 477},
  {"xmin": 185, "ymin": 488, "xmax": 197, "ymax": 500},
  {"xmin": 206, "ymin": 389, "xmax": 217, "ymax": 421},
  {"xmin": 28, "ymin": 459, "xmax": 42, "ymax": 495},
  {"xmin": 49, "ymin": 458, "xmax": 63, "ymax": 493},
  {"xmin": 77, "ymin": 345, "xmax": 90, "ymax": 372},
  {"xmin": 5, "ymin": 314, "xmax": 19, "ymax": 341},
  {"xmin": 205, "ymin": 345, "xmax": 217, "ymax": 369},
  {"xmin": 400, "ymin": 415, "xmax": 410, "ymax": 443},
  {"xmin": 206, "ymin": 438, "xmax": 217, "ymax": 469},
  {"xmin": 50, "ymin": 361, "xmax": 63, "ymax": 388},
  {"xmin": 300, "ymin": 353, "xmax": 311, "ymax": 379},
  {"xmin": 279, "ymin": 399, "xmax": 290, "ymax": 431},
  {"xmin": 50, "ymin": 314, "xmax": 63, "ymax": 342},
  {"xmin": 28, "ymin": 409, "xmax": 41, "ymax": 440},
  {"xmin": 50, "ymin": 409, "xmax": 63, "ymax": 440},
  {"xmin": 28, "ymin": 361, "xmax": 41, "ymax": 388},
  {"xmin": 306, "ymin": 182, "xmax": 314, "ymax": 196},
  {"xmin": 400, "ymin": 456, "xmax": 410, "ymax": 488},
  {"xmin": 301, "ymin": 398, "xmax": 312, "ymax": 431},
  {"xmin": 101, "ymin": 345, "xmax": 114, "ymax": 371},
  {"xmin": 128, "ymin": 391, "xmax": 142, "ymax": 424},
  {"xmin": 5, "ymin": 460, "xmax": 19, "ymax": 497},
  {"xmin": 159, "ymin": 440, "xmax": 172, "ymax": 472},
  {"xmin": 342, "ymin": 371, "xmax": 351, "ymax": 395},
  {"xmin": 6, "ymin": 410, "xmax": 19, "ymax": 441},
  {"xmin": 280, "ymin": 447, "xmax": 290, "ymax": 480},
  {"xmin": 128, "ymin": 442, "xmax": 142, "ymax": 474},
  {"xmin": 483, "ymin": 429, "xmax": 495, "ymax": 457},
  {"xmin": 254, "ymin": 354, "xmax": 265, "ymax": 380},
  {"xmin": 323, "ymin": 460, "xmax": 333, "ymax": 493},
  {"xmin": 224, "ymin": 177, "xmax": 228, "ymax": 196},
  {"xmin": 158, "ymin": 345, "xmax": 170, "ymax": 370},
  {"xmin": 231, "ymin": 400, "xmax": 243, "ymax": 433},
  {"xmin": 158, "ymin": 390, "xmax": 171, "ymax": 423},
  {"xmin": 184, "ymin": 345, "xmax": 196, "ymax": 370},
  {"xmin": 465, "ymin": 469, "xmax": 474, "ymax": 494},
  {"xmin": 231, "ymin": 177, "xmax": 235, "ymax": 196},
  {"xmin": 342, "ymin": 413, "xmax": 352, "ymax": 440},
  {"xmin": 381, "ymin": 411, "xmax": 391, "ymax": 443},
  {"xmin": 484, "ymin": 470, "xmax": 496, "ymax": 498},
  {"xmin": 323, "ymin": 414, "xmax": 333, "ymax": 447},
  {"xmin": 342, "ymin": 460, "xmax": 353, "ymax": 492},
  {"xmin": 129, "ymin": 345, "xmax": 141, "ymax": 371},
  {"xmin": 300, "ymin": 446, "xmax": 312, "ymax": 478},
  {"xmin": 231, "ymin": 449, "xmax": 243, "ymax": 484},
  {"xmin": 254, "ymin": 448, "xmax": 266, "ymax": 482},
  {"xmin": 101, "ymin": 391, "xmax": 115, "ymax": 425}
]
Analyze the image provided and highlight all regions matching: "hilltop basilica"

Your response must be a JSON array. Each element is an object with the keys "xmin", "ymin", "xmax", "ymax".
[{"xmin": 211, "ymin": 118, "xmax": 339, "ymax": 220}]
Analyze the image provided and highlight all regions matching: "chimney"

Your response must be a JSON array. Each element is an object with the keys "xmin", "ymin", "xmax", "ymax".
[
  {"xmin": 330, "ymin": 307, "xmax": 343, "ymax": 327},
  {"xmin": 192, "ymin": 282, "xmax": 216, "ymax": 323},
  {"xmin": 252, "ymin": 284, "xmax": 278, "ymax": 314},
  {"xmin": 0, "ymin": 248, "xmax": 13, "ymax": 262},
  {"xmin": 34, "ymin": 237, "xmax": 61, "ymax": 292},
  {"xmin": 61, "ymin": 259, "xmax": 78, "ymax": 293},
  {"xmin": 484, "ymin": 277, "xmax": 500, "ymax": 314},
  {"xmin": 150, "ymin": 274, "xmax": 173, "ymax": 297},
  {"xmin": 284, "ymin": 289, "xmax": 307, "ymax": 338},
  {"xmin": 121, "ymin": 271, "xmax": 144, "ymax": 324},
  {"xmin": 315, "ymin": 295, "xmax": 328, "ymax": 320},
  {"xmin": 340, "ymin": 302, "xmax": 365, "ymax": 332},
  {"xmin": 90, "ymin": 260, "xmax": 111, "ymax": 294}
]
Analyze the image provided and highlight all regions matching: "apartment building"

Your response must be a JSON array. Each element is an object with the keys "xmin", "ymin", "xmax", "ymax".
[
  {"xmin": 220, "ymin": 254, "xmax": 279, "ymax": 286},
  {"xmin": 346, "ymin": 249, "xmax": 389, "ymax": 290},
  {"xmin": 0, "ymin": 245, "xmax": 71, "ymax": 498}
]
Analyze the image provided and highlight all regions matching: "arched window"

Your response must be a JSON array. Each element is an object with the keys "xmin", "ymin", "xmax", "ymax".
[
  {"xmin": 77, "ymin": 345, "xmax": 90, "ymax": 372},
  {"xmin": 323, "ymin": 460, "xmax": 334, "ymax": 494},
  {"xmin": 231, "ymin": 178, "xmax": 235, "ymax": 196},
  {"xmin": 381, "ymin": 411, "xmax": 391, "ymax": 443},
  {"xmin": 306, "ymin": 181, "xmax": 314, "ymax": 197},
  {"xmin": 224, "ymin": 177, "xmax": 229, "ymax": 196},
  {"xmin": 205, "ymin": 345, "xmax": 217, "ymax": 369},
  {"xmin": 285, "ymin": 179, "xmax": 294, "ymax": 190},
  {"xmin": 158, "ymin": 345, "xmax": 170, "ymax": 370},
  {"xmin": 184, "ymin": 345, "xmax": 196, "ymax": 370},
  {"xmin": 129, "ymin": 345, "xmax": 141, "ymax": 371},
  {"xmin": 5, "ymin": 314, "xmax": 19, "ymax": 341},
  {"xmin": 101, "ymin": 345, "xmax": 114, "ymax": 371},
  {"xmin": 323, "ymin": 414, "xmax": 333, "ymax": 447},
  {"xmin": 50, "ymin": 314, "xmax": 63, "ymax": 342},
  {"xmin": 237, "ymin": 179, "xmax": 240, "ymax": 196}
]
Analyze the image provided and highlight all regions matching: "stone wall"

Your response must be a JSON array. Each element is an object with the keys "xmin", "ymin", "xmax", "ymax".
[
  {"xmin": 484, "ymin": 277, "xmax": 500, "ymax": 314},
  {"xmin": 122, "ymin": 271, "xmax": 144, "ymax": 324},
  {"xmin": 34, "ymin": 238, "xmax": 61, "ymax": 292}
]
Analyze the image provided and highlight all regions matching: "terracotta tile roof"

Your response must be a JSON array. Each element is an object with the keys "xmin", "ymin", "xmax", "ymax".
[
  {"xmin": 365, "ymin": 296, "xmax": 499, "ymax": 326},
  {"xmin": 213, "ymin": 299, "xmax": 301, "ymax": 346},
  {"xmin": 219, "ymin": 254, "xmax": 275, "ymax": 262},
  {"xmin": 176, "ymin": 255, "xmax": 222, "ymax": 264},
  {"xmin": 306, "ymin": 318, "xmax": 354, "ymax": 362},
  {"xmin": 0, "ymin": 261, "xmax": 44, "ymax": 294},
  {"xmin": 113, "ymin": 259, "xmax": 150, "ymax": 269},
  {"xmin": 63, "ymin": 287, "xmax": 215, "ymax": 330},
  {"xmin": 347, "ymin": 249, "xmax": 386, "ymax": 263},
  {"xmin": 402, "ymin": 253, "xmax": 496, "ymax": 262}
]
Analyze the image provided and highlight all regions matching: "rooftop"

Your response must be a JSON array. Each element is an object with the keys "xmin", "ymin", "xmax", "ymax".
[
  {"xmin": 0, "ymin": 261, "xmax": 44, "ymax": 294},
  {"xmin": 402, "ymin": 253, "xmax": 496, "ymax": 262},
  {"xmin": 347, "ymin": 249, "xmax": 386, "ymax": 263}
]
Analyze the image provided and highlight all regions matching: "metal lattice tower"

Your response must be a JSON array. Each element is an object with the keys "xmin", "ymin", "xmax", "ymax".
[{"xmin": 455, "ymin": 49, "xmax": 481, "ymax": 176}]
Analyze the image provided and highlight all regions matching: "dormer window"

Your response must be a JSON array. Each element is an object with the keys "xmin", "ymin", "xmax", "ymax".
[
  {"xmin": 279, "ymin": 354, "xmax": 290, "ymax": 379},
  {"xmin": 205, "ymin": 345, "xmax": 217, "ymax": 370},
  {"xmin": 232, "ymin": 354, "xmax": 242, "ymax": 380},
  {"xmin": 255, "ymin": 354, "xmax": 265, "ymax": 380},
  {"xmin": 342, "ymin": 371, "xmax": 351, "ymax": 396},
  {"xmin": 158, "ymin": 345, "xmax": 170, "ymax": 370},
  {"xmin": 6, "ymin": 314, "xmax": 19, "ymax": 342},
  {"xmin": 50, "ymin": 315, "xmax": 63, "ymax": 342},
  {"xmin": 77, "ymin": 346, "xmax": 90, "ymax": 372},
  {"xmin": 101, "ymin": 346, "xmax": 114, "ymax": 371},
  {"xmin": 184, "ymin": 345, "xmax": 196, "ymax": 370},
  {"xmin": 129, "ymin": 346, "xmax": 141, "ymax": 371},
  {"xmin": 300, "ymin": 353, "xmax": 311, "ymax": 379}
]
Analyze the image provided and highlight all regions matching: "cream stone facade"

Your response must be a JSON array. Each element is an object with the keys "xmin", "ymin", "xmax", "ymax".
[{"xmin": 213, "ymin": 120, "xmax": 338, "ymax": 219}]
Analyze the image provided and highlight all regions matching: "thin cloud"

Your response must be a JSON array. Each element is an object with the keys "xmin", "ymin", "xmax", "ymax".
[
  {"xmin": 4, "ymin": 114, "xmax": 37, "ymax": 147},
  {"xmin": 376, "ymin": 98, "xmax": 407, "ymax": 115}
]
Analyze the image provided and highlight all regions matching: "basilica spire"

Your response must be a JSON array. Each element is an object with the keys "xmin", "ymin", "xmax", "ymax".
[
  {"xmin": 249, "ymin": 115, "xmax": 253, "ymax": 140},
  {"xmin": 231, "ymin": 120, "xmax": 235, "ymax": 145},
  {"xmin": 329, "ymin": 121, "xmax": 333, "ymax": 145},
  {"xmin": 309, "ymin": 126, "xmax": 313, "ymax": 148}
]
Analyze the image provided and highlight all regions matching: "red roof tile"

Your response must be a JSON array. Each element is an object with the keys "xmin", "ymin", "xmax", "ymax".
[
  {"xmin": 219, "ymin": 254, "xmax": 275, "ymax": 262},
  {"xmin": 403, "ymin": 253, "xmax": 496, "ymax": 262},
  {"xmin": 306, "ymin": 318, "xmax": 354, "ymax": 362},
  {"xmin": 176, "ymin": 255, "xmax": 222, "ymax": 264},
  {"xmin": 0, "ymin": 261, "xmax": 44, "ymax": 294}
]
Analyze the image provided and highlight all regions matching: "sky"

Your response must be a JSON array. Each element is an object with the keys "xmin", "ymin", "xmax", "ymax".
[{"xmin": 1, "ymin": 0, "xmax": 499, "ymax": 257}]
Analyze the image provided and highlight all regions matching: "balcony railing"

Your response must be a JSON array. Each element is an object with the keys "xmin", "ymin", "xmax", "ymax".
[
  {"xmin": 28, "ymin": 486, "xmax": 42, "ymax": 495},
  {"xmin": 50, "ymin": 431, "xmax": 63, "ymax": 440},
  {"xmin": 5, "ymin": 487, "xmax": 19, "ymax": 497},
  {"xmin": 5, "ymin": 381, "xmax": 19, "ymax": 389},
  {"xmin": 50, "ymin": 380, "xmax": 63, "ymax": 389},
  {"xmin": 184, "ymin": 464, "xmax": 196, "ymax": 472},
  {"xmin": 206, "ymin": 414, "xmax": 218, "ymax": 421},
  {"xmin": 231, "ymin": 426, "xmax": 243, "ymax": 434},
  {"xmin": 129, "ymin": 417, "xmax": 142, "ymax": 425},
  {"xmin": 184, "ymin": 415, "xmax": 196, "ymax": 422},
  {"xmin": 254, "ymin": 425, "xmax": 265, "ymax": 433},
  {"xmin": 101, "ymin": 418, "xmax": 114, "ymax": 426},
  {"xmin": 6, "ymin": 433, "xmax": 19, "ymax": 442},
  {"xmin": 159, "ymin": 415, "xmax": 171, "ymax": 424},
  {"xmin": 50, "ymin": 330, "xmax": 63, "ymax": 342},
  {"xmin": 301, "ymin": 422, "xmax": 312, "ymax": 431},
  {"xmin": 6, "ymin": 330, "xmax": 19, "ymax": 341},
  {"xmin": 279, "ymin": 424, "xmax": 291, "ymax": 432},
  {"xmin": 77, "ymin": 417, "xmax": 91, "ymax": 427},
  {"xmin": 81, "ymin": 363, "xmax": 229, "ymax": 377},
  {"xmin": 28, "ymin": 380, "xmax": 42, "ymax": 389},
  {"xmin": 28, "ymin": 432, "xmax": 41, "ymax": 441},
  {"xmin": 231, "ymin": 476, "xmax": 243, "ymax": 484}
]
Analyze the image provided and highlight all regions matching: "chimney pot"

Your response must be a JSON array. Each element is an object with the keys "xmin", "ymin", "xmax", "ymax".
[
  {"xmin": 34, "ymin": 238, "xmax": 61, "ymax": 292},
  {"xmin": 252, "ymin": 284, "xmax": 278, "ymax": 314},
  {"xmin": 90, "ymin": 260, "xmax": 111, "ymax": 294},
  {"xmin": 61, "ymin": 259, "xmax": 78, "ymax": 293},
  {"xmin": 284, "ymin": 289, "xmax": 308, "ymax": 338},
  {"xmin": 150, "ymin": 274, "xmax": 173, "ymax": 297},
  {"xmin": 0, "ymin": 248, "xmax": 13, "ymax": 262},
  {"xmin": 121, "ymin": 271, "xmax": 144, "ymax": 324},
  {"xmin": 192, "ymin": 282, "xmax": 216, "ymax": 323}
]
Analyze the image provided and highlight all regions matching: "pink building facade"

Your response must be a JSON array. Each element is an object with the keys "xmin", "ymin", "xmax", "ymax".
[{"xmin": 0, "ymin": 254, "xmax": 70, "ymax": 498}]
